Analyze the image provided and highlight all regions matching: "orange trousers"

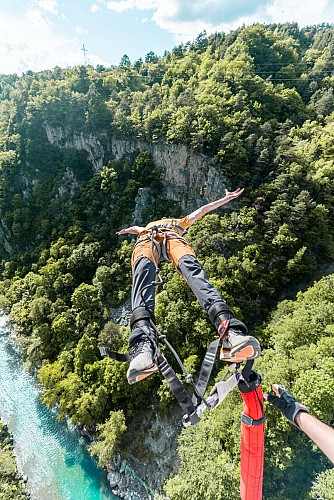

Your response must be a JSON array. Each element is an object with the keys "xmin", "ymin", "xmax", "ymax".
[{"xmin": 131, "ymin": 233, "xmax": 196, "ymax": 268}]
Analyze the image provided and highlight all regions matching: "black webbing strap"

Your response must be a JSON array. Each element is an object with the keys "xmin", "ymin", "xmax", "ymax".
[
  {"xmin": 173, "ymin": 224, "xmax": 187, "ymax": 236},
  {"xmin": 241, "ymin": 413, "xmax": 266, "ymax": 427},
  {"xmin": 156, "ymin": 350, "xmax": 200, "ymax": 425},
  {"xmin": 100, "ymin": 343, "xmax": 200, "ymax": 424},
  {"xmin": 192, "ymin": 338, "xmax": 221, "ymax": 404},
  {"xmin": 130, "ymin": 307, "xmax": 155, "ymax": 329},
  {"xmin": 161, "ymin": 232, "xmax": 170, "ymax": 262},
  {"xmin": 99, "ymin": 346, "xmax": 131, "ymax": 363},
  {"xmin": 192, "ymin": 344, "xmax": 256, "ymax": 406},
  {"xmin": 241, "ymin": 359, "xmax": 254, "ymax": 382}
]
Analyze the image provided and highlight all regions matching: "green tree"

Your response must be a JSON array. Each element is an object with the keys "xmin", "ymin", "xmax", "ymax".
[
  {"xmin": 89, "ymin": 410, "xmax": 127, "ymax": 468},
  {"xmin": 74, "ymin": 333, "xmax": 99, "ymax": 376},
  {"xmin": 71, "ymin": 283, "xmax": 102, "ymax": 328},
  {"xmin": 311, "ymin": 469, "xmax": 334, "ymax": 500}
]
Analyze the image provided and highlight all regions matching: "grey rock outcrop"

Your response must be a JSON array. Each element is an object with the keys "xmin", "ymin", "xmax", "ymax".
[
  {"xmin": 45, "ymin": 125, "xmax": 108, "ymax": 171},
  {"xmin": 110, "ymin": 139, "xmax": 227, "ymax": 212},
  {"xmin": 109, "ymin": 297, "xmax": 132, "ymax": 326},
  {"xmin": 44, "ymin": 127, "xmax": 228, "ymax": 212}
]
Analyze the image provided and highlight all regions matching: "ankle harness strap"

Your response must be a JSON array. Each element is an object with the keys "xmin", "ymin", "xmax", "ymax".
[{"xmin": 130, "ymin": 307, "xmax": 156, "ymax": 329}]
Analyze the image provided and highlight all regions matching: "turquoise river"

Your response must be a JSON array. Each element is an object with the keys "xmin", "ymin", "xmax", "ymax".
[{"xmin": 0, "ymin": 315, "xmax": 116, "ymax": 500}]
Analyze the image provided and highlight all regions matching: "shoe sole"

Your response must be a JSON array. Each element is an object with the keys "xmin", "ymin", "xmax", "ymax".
[
  {"xmin": 127, "ymin": 363, "xmax": 158, "ymax": 385},
  {"xmin": 220, "ymin": 339, "xmax": 261, "ymax": 363}
]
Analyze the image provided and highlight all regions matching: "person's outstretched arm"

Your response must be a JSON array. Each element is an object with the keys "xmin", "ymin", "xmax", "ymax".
[
  {"xmin": 295, "ymin": 411, "xmax": 334, "ymax": 463},
  {"xmin": 265, "ymin": 384, "xmax": 334, "ymax": 464},
  {"xmin": 187, "ymin": 188, "xmax": 245, "ymax": 225},
  {"xmin": 116, "ymin": 226, "xmax": 145, "ymax": 236}
]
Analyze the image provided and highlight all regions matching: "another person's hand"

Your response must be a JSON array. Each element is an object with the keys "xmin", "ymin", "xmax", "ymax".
[
  {"xmin": 264, "ymin": 384, "xmax": 309, "ymax": 427},
  {"xmin": 265, "ymin": 384, "xmax": 334, "ymax": 463}
]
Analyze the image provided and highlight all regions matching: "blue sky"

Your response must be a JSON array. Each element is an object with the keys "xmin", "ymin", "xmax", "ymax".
[{"xmin": 1, "ymin": 0, "xmax": 334, "ymax": 75}]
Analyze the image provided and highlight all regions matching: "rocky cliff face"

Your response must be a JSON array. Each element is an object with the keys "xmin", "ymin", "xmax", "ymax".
[
  {"xmin": 110, "ymin": 139, "xmax": 227, "ymax": 211},
  {"xmin": 44, "ymin": 127, "xmax": 228, "ymax": 213},
  {"xmin": 44, "ymin": 125, "xmax": 109, "ymax": 171},
  {"xmin": 106, "ymin": 407, "xmax": 182, "ymax": 499}
]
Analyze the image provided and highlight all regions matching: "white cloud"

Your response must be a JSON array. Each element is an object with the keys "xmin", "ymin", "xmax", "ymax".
[
  {"xmin": 151, "ymin": 0, "xmax": 325, "ymax": 42},
  {"xmin": 35, "ymin": 0, "xmax": 59, "ymax": 15},
  {"xmin": 104, "ymin": 0, "xmax": 266, "ymax": 41},
  {"xmin": 104, "ymin": 0, "xmax": 334, "ymax": 43},
  {"xmin": 150, "ymin": 1, "xmax": 268, "ymax": 42},
  {"xmin": 153, "ymin": 0, "xmax": 264, "ymax": 25},
  {"xmin": 107, "ymin": 1, "xmax": 131, "ymax": 12},
  {"xmin": 25, "ymin": 9, "xmax": 53, "ymax": 29},
  {"xmin": 106, "ymin": 0, "xmax": 160, "ymax": 13},
  {"xmin": 75, "ymin": 26, "xmax": 88, "ymax": 35},
  {"xmin": 87, "ymin": 53, "xmax": 111, "ymax": 67},
  {"xmin": 91, "ymin": 4, "xmax": 101, "ymax": 13},
  {"xmin": 0, "ymin": 9, "xmax": 108, "ymax": 75},
  {"xmin": 266, "ymin": 0, "xmax": 334, "ymax": 25}
]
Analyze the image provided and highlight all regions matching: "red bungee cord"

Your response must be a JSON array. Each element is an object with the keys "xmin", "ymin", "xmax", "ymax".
[{"xmin": 238, "ymin": 370, "xmax": 265, "ymax": 500}]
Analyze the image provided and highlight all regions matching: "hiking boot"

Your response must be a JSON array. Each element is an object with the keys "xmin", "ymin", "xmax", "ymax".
[
  {"xmin": 220, "ymin": 329, "xmax": 261, "ymax": 363},
  {"xmin": 126, "ymin": 335, "xmax": 158, "ymax": 385}
]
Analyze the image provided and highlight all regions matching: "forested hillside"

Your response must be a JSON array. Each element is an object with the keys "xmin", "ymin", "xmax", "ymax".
[{"xmin": 0, "ymin": 22, "xmax": 334, "ymax": 499}]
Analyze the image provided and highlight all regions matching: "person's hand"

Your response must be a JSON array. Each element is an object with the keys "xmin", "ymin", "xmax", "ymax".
[
  {"xmin": 224, "ymin": 187, "xmax": 245, "ymax": 201},
  {"xmin": 116, "ymin": 226, "xmax": 144, "ymax": 235},
  {"xmin": 116, "ymin": 228, "xmax": 128, "ymax": 235},
  {"xmin": 264, "ymin": 384, "xmax": 309, "ymax": 427}
]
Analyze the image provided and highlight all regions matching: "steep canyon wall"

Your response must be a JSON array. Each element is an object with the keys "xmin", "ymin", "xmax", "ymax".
[{"xmin": 44, "ymin": 126, "xmax": 228, "ymax": 213}]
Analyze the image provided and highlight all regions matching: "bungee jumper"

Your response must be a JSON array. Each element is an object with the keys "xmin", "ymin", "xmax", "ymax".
[{"xmin": 115, "ymin": 187, "xmax": 261, "ymax": 385}]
